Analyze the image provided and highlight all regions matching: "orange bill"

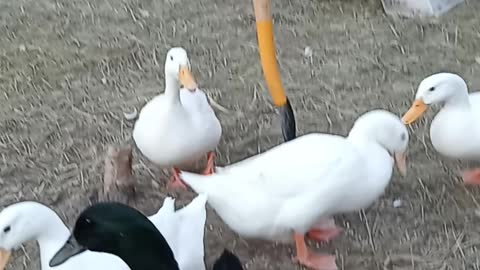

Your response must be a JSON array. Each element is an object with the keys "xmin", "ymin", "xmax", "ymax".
[
  {"xmin": 402, "ymin": 99, "xmax": 428, "ymax": 125},
  {"xmin": 0, "ymin": 249, "xmax": 11, "ymax": 270},
  {"xmin": 178, "ymin": 66, "xmax": 198, "ymax": 91},
  {"xmin": 394, "ymin": 152, "xmax": 407, "ymax": 177}
]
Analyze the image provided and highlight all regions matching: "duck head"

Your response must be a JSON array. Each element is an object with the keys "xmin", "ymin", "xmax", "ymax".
[
  {"xmin": 0, "ymin": 206, "xmax": 14, "ymax": 270},
  {"xmin": 49, "ymin": 202, "xmax": 179, "ymax": 270},
  {"xmin": 402, "ymin": 72, "xmax": 469, "ymax": 125},
  {"xmin": 0, "ymin": 201, "xmax": 66, "ymax": 270},
  {"xmin": 165, "ymin": 47, "xmax": 197, "ymax": 91},
  {"xmin": 349, "ymin": 109, "xmax": 409, "ymax": 177}
]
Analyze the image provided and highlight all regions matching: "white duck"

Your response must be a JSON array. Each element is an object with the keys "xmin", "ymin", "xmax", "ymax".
[
  {"xmin": 0, "ymin": 194, "xmax": 207, "ymax": 270},
  {"xmin": 179, "ymin": 110, "xmax": 409, "ymax": 270},
  {"xmin": 402, "ymin": 72, "xmax": 480, "ymax": 185},
  {"xmin": 132, "ymin": 47, "xmax": 222, "ymax": 189}
]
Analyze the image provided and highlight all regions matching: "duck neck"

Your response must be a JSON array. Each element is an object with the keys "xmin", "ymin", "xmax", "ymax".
[
  {"xmin": 35, "ymin": 213, "xmax": 70, "ymax": 270},
  {"xmin": 347, "ymin": 128, "xmax": 387, "ymax": 155},
  {"xmin": 114, "ymin": 232, "xmax": 180, "ymax": 270},
  {"xmin": 347, "ymin": 127, "xmax": 370, "ymax": 146},
  {"xmin": 164, "ymin": 73, "xmax": 181, "ymax": 105},
  {"xmin": 443, "ymin": 92, "xmax": 470, "ymax": 109}
]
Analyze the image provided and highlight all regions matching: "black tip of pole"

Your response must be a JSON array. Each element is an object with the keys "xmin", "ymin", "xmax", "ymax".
[{"xmin": 280, "ymin": 98, "xmax": 296, "ymax": 142}]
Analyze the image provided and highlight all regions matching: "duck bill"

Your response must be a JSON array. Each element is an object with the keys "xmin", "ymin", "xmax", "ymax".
[
  {"xmin": 394, "ymin": 152, "xmax": 407, "ymax": 177},
  {"xmin": 402, "ymin": 99, "xmax": 428, "ymax": 125},
  {"xmin": 49, "ymin": 235, "xmax": 86, "ymax": 267},
  {"xmin": 0, "ymin": 249, "xmax": 11, "ymax": 270},
  {"xmin": 178, "ymin": 66, "xmax": 198, "ymax": 92}
]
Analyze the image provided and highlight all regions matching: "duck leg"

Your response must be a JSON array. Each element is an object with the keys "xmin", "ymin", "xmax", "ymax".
[
  {"xmin": 167, "ymin": 168, "xmax": 187, "ymax": 190},
  {"xmin": 462, "ymin": 168, "xmax": 480, "ymax": 185},
  {"xmin": 307, "ymin": 218, "xmax": 342, "ymax": 243},
  {"xmin": 201, "ymin": 151, "xmax": 216, "ymax": 175},
  {"xmin": 293, "ymin": 234, "xmax": 337, "ymax": 270}
]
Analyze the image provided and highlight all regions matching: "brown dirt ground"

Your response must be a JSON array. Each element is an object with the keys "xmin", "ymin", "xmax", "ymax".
[{"xmin": 1, "ymin": 0, "xmax": 480, "ymax": 269}]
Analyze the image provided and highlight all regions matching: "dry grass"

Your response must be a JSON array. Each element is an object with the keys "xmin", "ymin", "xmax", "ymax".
[{"xmin": 1, "ymin": 0, "xmax": 480, "ymax": 269}]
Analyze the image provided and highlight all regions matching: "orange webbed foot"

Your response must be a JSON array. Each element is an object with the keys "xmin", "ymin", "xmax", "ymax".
[
  {"xmin": 307, "ymin": 218, "xmax": 342, "ymax": 243},
  {"xmin": 307, "ymin": 227, "xmax": 342, "ymax": 243},
  {"xmin": 294, "ymin": 234, "xmax": 338, "ymax": 270},
  {"xmin": 462, "ymin": 168, "xmax": 480, "ymax": 186}
]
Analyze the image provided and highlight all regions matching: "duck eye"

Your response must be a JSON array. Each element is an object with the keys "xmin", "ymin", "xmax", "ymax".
[
  {"xmin": 401, "ymin": 133, "xmax": 406, "ymax": 141},
  {"xmin": 428, "ymin": 87, "xmax": 435, "ymax": 92},
  {"xmin": 3, "ymin": 226, "xmax": 11, "ymax": 233},
  {"xmin": 170, "ymin": 56, "xmax": 174, "ymax": 61}
]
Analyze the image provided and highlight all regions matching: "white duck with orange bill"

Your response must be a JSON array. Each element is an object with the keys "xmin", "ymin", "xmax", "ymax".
[
  {"xmin": 402, "ymin": 72, "xmax": 480, "ymax": 185},
  {"xmin": 179, "ymin": 109, "xmax": 408, "ymax": 270},
  {"xmin": 132, "ymin": 47, "xmax": 222, "ymax": 190}
]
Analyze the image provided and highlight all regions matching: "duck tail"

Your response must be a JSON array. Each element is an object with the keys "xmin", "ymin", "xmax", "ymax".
[
  {"xmin": 184, "ymin": 193, "xmax": 208, "ymax": 211},
  {"xmin": 170, "ymin": 193, "xmax": 208, "ymax": 270},
  {"xmin": 176, "ymin": 193, "xmax": 208, "ymax": 220},
  {"xmin": 212, "ymin": 249, "xmax": 244, "ymax": 270},
  {"xmin": 148, "ymin": 196, "xmax": 175, "ymax": 226},
  {"xmin": 179, "ymin": 171, "xmax": 216, "ymax": 194}
]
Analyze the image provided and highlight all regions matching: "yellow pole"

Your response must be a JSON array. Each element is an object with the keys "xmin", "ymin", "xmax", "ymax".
[{"xmin": 253, "ymin": 0, "xmax": 296, "ymax": 141}]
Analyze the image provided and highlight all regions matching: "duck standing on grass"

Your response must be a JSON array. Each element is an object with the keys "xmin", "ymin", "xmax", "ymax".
[
  {"xmin": 133, "ymin": 47, "xmax": 222, "ymax": 190},
  {"xmin": 48, "ymin": 201, "xmax": 244, "ymax": 270},
  {"xmin": 178, "ymin": 110, "xmax": 409, "ymax": 270},
  {"xmin": 402, "ymin": 73, "xmax": 480, "ymax": 185},
  {"xmin": 0, "ymin": 194, "xmax": 207, "ymax": 270}
]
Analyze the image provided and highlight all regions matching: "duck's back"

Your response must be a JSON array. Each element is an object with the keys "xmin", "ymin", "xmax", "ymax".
[
  {"xmin": 194, "ymin": 133, "xmax": 368, "ymax": 240},
  {"xmin": 222, "ymin": 133, "xmax": 350, "ymax": 184}
]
